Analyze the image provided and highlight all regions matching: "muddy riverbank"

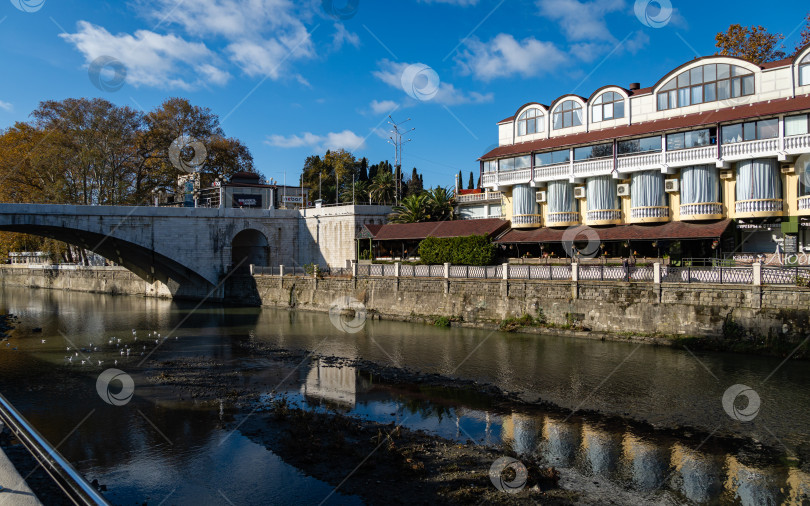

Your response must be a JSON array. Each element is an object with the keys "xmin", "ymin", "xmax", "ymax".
[{"xmin": 139, "ymin": 340, "xmax": 798, "ymax": 505}]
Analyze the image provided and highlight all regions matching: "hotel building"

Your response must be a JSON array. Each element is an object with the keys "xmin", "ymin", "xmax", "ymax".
[{"xmin": 468, "ymin": 45, "xmax": 810, "ymax": 259}]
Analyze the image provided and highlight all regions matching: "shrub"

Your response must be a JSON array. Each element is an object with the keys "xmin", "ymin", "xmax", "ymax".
[
  {"xmin": 418, "ymin": 234, "xmax": 495, "ymax": 266},
  {"xmin": 433, "ymin": 316, "xmax": 451, "ymax": 327}
]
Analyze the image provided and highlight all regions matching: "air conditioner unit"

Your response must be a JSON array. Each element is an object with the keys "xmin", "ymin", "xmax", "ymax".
[
  {"xmin": 574, "ymin": 187, "xmax": 586, "ymax": 199},
  {"xmin": 664, "ymin": 179, "xmax": 679, "ymax": 192},
  {"xmin": 720, "ymin": 170, "xmax": 734, "ymax": 180},
  {"xmin": 616, "ymin": 183, "xmax": 630, "ymax": 197},
  {"xmin": 536, "ymin": 190, "xmax": 546, "ymax": 203}
]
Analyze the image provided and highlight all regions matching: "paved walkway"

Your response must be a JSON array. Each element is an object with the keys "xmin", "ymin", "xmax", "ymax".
[{"xmin": 0, "ymin": 445, "xmax": 42, "ymax": 506}]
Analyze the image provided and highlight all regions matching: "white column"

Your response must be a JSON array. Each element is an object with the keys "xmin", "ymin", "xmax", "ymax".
[
  {"xmin": 502, "ymin": 263, "xmax": 509, "ymax": 280},
  {"xmin": 654, "ymin": 262, "xmax": 661, "ymax": 284},
  {"xmin": 279, "ymin": 265, "xmax": 284, "ymax": 277},
  {"xmin": 351, "ymin": 261, "xmax": 357, "ymax": 278},
  {"xmin": 571, "ymin": 262, "xmax": 579, "ymax": 282},
  {"xmin": 753, "ymin": 261, "xmax": 762, "ymax": 286},
  {"xmin": 444, "ymin": 262, "xmax": 450, "ymax": 279},
  {"xmin": 395, "ymin": 261, "xmax": 401, "ymax": 278}
]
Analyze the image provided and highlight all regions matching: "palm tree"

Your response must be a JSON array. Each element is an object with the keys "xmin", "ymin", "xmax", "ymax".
[
  {"xmin": 388, "ymin": 194, "xmax": 431, "ymax": 223},
  {"xmin": 426, "ymin": 186, "xmax": 455, "ymax": 221},
  {"xmin": 340, "ymin": 180, "xmax": 369, "ymax": 204},
  {"xmin": 369, "ymin": 170, "xmax": 395, "ymax": 204}
]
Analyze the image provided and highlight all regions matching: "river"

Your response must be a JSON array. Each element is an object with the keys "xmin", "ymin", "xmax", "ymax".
[{"xmin": 0, "ymin": 286, "xmax": 808, "ymax": 505}]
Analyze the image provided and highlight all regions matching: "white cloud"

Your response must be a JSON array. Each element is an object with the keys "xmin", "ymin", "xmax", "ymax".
[
  {"xmin": 60, "ymin": 21, "xmax": 229, "ymax": 90},
  {"xmin": 456, "ymin": 34, "xmax": 567, "ymax": 81},
  {"xmin": 331, "ymin": 23, "xmax": 360, "ymax": 51},
  {"xmin": 536, "ymin": 0, "xmax": 625, "ymax": 42},
  {"xmin": 369, "ymin": 99, "xmax": 399, "ymax": 114},
  {"xmin": 266, "ymin": 130, "xmax": 367, "ymax": 151},
  {"xmin": 372, "ymin": 59, "xmax": 493, "ymax": 105},
  {"xmin": 0, "ymin": 100, "xmax": 12, "ymax": 112}
]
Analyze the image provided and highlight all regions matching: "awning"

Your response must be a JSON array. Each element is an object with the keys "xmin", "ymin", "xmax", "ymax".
[
  {"xmin": 372, "ymin": 218, "xmax": 510, "ymax": 241},
  {"xmin": 497, "ymin": 219, "xmax": 732, "ymax": 243}
]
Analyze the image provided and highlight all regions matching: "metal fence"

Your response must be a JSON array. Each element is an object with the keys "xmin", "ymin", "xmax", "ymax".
[{"xmin": 252, "ymin": 262, "xmax": 810, "ymax": 287}]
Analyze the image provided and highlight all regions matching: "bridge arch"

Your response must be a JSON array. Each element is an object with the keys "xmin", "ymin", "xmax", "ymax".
[{"xmin": 231, "ymin": 228, "xmax": 270, "ymax": 270}]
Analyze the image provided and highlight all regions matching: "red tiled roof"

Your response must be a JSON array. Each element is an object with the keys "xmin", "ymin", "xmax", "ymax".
[
  {"xmin": 373, "ymin": 219, "xmax": 510, "ymax": 241},
  {"xmin": 482, "ymin": 95, "xmax": 810, "ymax": 160},
  {"xmin": 497, "ymin": 219, "xmax": 732, "ymax": 243}
]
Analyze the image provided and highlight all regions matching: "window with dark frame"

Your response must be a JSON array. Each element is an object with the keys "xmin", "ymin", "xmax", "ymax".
[
  {"xmin": 665, "ymin": 128, "xmax": 717, "ymax": 151},
  {"xmin": 517, "ymin": 108, "xmax": 544, "ymax": 136},
  {"xmin": 657, "ymin": 63, "xmax": 755, "ymax": 111},
  {"xmin": 785, "ymin": 114, "xmax": 810, "ymax": 136},
  {"xmin": 592, "ymin": 91, "xmax": 625, "ymax": 122},
  {"xmin": 617, "ymin": 136, "xmax": 662, "ymax": 155},
  {"xmin": 574, "ymin": 143, "xmax": 613, "ymax": 161},
  {"xmin": 801, "ymin": 54, "xmax": 810, "ymax": 86},
  {"xmin": 553, "ymin": 100, "xmax": 583, "ymax": 129},
  {"xmin": 535, "ymin": 149, "xmax": 571, "ymax": 167},
  {"xmin": 721, "ymin": 118, "xmax": 778, "ymax": 144}
]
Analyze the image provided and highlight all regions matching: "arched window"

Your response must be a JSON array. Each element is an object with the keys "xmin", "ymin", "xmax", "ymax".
[
  {"xmin": 592, "ymin": 91, "xmax": 624, "ymax": 122},
  {"xmin": 657, "ymin": 63, "xmax": 755, "ymax": 111},
  {"xmin": 801, "ymin": 53, "xmax": 810, "ymax": 86},
  {"xmin": 517, "ymin": 108, "xmax": 544, "ymax": 136},
  {"xmin": 552, "ymin": 100, "xmax": 583, "ymax": 129}
]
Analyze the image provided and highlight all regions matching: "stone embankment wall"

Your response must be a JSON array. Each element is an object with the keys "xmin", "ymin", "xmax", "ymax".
[
  {"xmin": 0, "ymin": 266, "xmax": 170, "ymax": 297},
  {"xmin": 251, "ymin": 275, "xmax": 810, "ymax": 340}
]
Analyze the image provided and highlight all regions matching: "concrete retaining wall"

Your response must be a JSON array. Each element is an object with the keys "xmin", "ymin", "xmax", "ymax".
[
  {"xmin": 251, "ymin": 275, "xmax": 810, "ymax": 340},
  {"xmin": 0, "ymin": 266, "xmax": 170, "ymax": 297}
]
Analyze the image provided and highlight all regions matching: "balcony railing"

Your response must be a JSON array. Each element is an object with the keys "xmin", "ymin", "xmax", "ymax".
[
  {"xmin": 665, "ymin": 145, "xmax": 717, "ymax": 166},
  {"xmin": 534, "ymin": 163, "xmax": 570, "ymax": 181},
  {"xmin": 546, "ymin": 211, "xmax": 579, "ymax": 225},
  {"xmin": 799, "ymin": 195, "xmax": 810, "ymax": 211},
  {"xmin": 721, "ymin": 138, "xmax": 779, "ymax": 160},
  {"xmin": 680, "ymin": 202, "xmax": 723, "ymax": 218},
  {"xmin": 784, "ymin": 133, "xmax": 810, "ymax": 153},
  {"xmin": 735, "ymin": 198, "xmax": 783, "ymax": 215},
  {"xmin": 573, "ymin": 157, "xmax": 613, "ymax": 177},
  {"xmin": 511, "ymin": 214, "xmax": 542, "ymax": 226},
  {"xmin": 630, "ymin": 206, "xmax": 669, "ymax": 220},
  {"xmin": 455, "ymin": 191, "xmax": 502, "ymax": 203},
  {"xmin": 617, "ymin": 152, "xmax": 662, "ymax": 171},
  {"xmin": 586, "ymin": 209, "xmax": 622, "ymax": 223}
]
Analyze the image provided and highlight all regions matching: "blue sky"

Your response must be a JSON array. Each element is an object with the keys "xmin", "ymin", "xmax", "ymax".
[{"xmin": 0, "ymin": 0, "xmax": 807, "ymax": 188}]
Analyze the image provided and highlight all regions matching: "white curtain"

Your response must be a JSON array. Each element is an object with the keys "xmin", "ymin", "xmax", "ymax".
[
  {"xmin": 548, "ymin": 181, "xmax": 574, "ymax": 213},
  {"xmin": 680, "ymin": 165, "xmax": 719, "ymax": 204},
  {"xmin": 736, "ymin": 159, "xmax": 781, "ymax": 201},
  {"xmin": 586, "ymin": 176, "xmax": 617, "ymax": 210},
  {"xmin": 630, "ymin": 171, "xmax": 665, "ymax": 208},
  {"xmin": 800, "ymin": 158, "xmax": 810, "ymax": 197},
  {"xmin": 512, "ymin": 184, "xmax": 537, "ymax": 215}
]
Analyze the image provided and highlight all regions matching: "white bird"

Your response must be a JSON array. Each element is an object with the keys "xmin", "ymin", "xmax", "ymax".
[
  {"xmin": 114, "ymin": 360, "xmax": 118, "ymax": 366},
  {"xmin": 132, "ymin": 329, "xmax": 136, "ymax": 335},
  {"xmin": 175, "ymin": 336, "xmax": 178, "ymax": 340},
  {"xmin": 120, "ymin": 350, "xmax": 124, "ymax": 356},
  {"xmin": 81, "ymin": 360, "xmax": 86, "ymax": 365},
  {"xmin": 41, "ymin": 339, "xmax": 46, "ymax": 344},
  {"xmin": 97, "ymin": 360, "xmax": 103, "ymax": 366},
  {"xmin": 155, "ymin": 339, "xmax": 159, "ymax": 344},
  {"xmin": 75, "ymin": 352, "xmax": 79, "ymax": 356},
  {"xmin": 126, "ymin": 349, "xmax": 130, "ymax": 355},
  {"xmin": 94, "ymin": 347, "xmax": 99, "ymax": 352},
  {"xmin": 66, "ymin": 346, "xmax": 71, "ymax": 351}
]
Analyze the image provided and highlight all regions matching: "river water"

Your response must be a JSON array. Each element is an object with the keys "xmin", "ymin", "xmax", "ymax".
[{"xmin": 0, "ymin": 286, "xmax": 808, "ymax": 505}]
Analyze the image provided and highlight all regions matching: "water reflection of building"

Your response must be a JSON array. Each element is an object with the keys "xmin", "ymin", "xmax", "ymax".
[
  {"xmin": 300, "ymin": 361, "xmax": 361, "ymax": 408},
  {"xmin": 670, "ymin": 443, "xmax": 722, "ymax": 503},
  {"xmin": 541, "ymin": 416, "xmax": 579, "ymax": 467},
  {"xmin": 581, "ymin": 423, "xmax": 620, "ymax": 477},
  {"xmin": 621, "ymin": 433, "xmax": 667, "ymax": 491},
  {"xmin": 724, "ymin": 455, "xmax": 785, "ymax": 506},
  {"xmin": 501, "ymin": 413, "xmax": 540, "ymax": 456}
]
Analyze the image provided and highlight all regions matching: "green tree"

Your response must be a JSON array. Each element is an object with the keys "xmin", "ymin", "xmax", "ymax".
[
  {"xmin": 426, "ymin": 186, "xmax": 455, "ymax": 221},
  {"xmin": 369, "ymin": 169, "xmax": 396, "ymax": 204},
  {"xmin": 468, "ymin": 171, "xmax": 475, "ymax": 190},
  {"xmin": 715, "ymin": 24, "xmax": 785, "ymax": 63},
  {"xmin": 796, "ymin": 14, "xmax": 810, "ymax": 55},
  {"xmin": 388, "ymin": 194, "xmax": 431, "ymax": 223},
  {"xmin": 406, "ymin": 167, "xmax": 423, "ymax": 196}
]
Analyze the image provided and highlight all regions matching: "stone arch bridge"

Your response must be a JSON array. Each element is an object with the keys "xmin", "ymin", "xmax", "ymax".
[{"xmin": 0, "ymin": 203, "xmax": 390, "ymax": 300}]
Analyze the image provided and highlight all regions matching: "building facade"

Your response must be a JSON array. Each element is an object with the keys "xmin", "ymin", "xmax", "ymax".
[{"xmin": 479, "ymin": 45, "xmax": 810, "ymax": 259}]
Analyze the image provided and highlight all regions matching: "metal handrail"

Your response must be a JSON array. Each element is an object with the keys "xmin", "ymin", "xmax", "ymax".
[{"xmin": 0, "ymin": 392, "xmax": 110, "ymax": 506}]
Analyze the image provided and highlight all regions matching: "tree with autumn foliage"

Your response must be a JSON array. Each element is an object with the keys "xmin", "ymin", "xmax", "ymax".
[
  {"xmin": 0, "ymin": 97, "xmax": 255, "ymax": 261},
  {"xmin": 715, "ymin": 15, "xmax": 810, "ymax": 63}
]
